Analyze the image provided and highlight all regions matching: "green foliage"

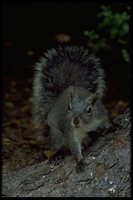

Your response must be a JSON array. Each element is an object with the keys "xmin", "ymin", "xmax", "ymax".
[
  {"xmin": 84, "ymin": 4, "xmax": 131, "ymax": 65},
  {"xmin": 122, "ymin": 49, "xmax": 131, "ymax": 65},
  {"xmin": 84, "ymin": 30, "xmax": 100, "ymax": 40}
]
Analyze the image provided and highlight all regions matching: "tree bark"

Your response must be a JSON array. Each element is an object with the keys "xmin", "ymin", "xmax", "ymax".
[{"xmin": 2, "ymin": 108, "xmax": 131, "ymax": 197}]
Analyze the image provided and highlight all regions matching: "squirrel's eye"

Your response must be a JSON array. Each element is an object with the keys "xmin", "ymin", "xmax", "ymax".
[
  {"xmin": 86, "ymin": 106, "xmax": 91, "ymax": 114},
  {"xmin": 68, "ymin": 103, "xmax": 72, "ymax": 112}
]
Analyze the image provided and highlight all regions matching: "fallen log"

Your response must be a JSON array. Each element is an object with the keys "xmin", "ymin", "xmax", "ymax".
[{"xmin": 2, "ymin": 107, "xmax": 131, "ymax": 197}]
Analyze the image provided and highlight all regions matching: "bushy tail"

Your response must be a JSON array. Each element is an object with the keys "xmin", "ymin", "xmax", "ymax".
[{"xmin": 32, "ymin": 46, "xmax": 105, "ymax": 128}]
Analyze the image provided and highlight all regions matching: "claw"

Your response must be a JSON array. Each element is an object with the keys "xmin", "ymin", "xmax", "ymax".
[{"xmin": 76, "ymin": 159, "xmax": 86, "ymax": 173}]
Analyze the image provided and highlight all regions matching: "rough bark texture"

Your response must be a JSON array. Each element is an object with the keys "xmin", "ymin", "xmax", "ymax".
[{"xmin": 2, "ymin": 108, "xmax": 131, "ymax": 197}]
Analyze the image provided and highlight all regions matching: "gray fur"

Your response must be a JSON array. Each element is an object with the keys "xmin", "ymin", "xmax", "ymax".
[
  {"xmin": 32, "ymin": 46, "xmax": 105, "ymax": 128},
  {"xmin": 32, "ymin": 46, "xmax": 109, "ymax": 171}
]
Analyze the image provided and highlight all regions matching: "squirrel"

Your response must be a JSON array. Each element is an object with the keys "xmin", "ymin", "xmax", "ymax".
[{"xmin": 32, "ymin": 45, "xmax": 110, "ymax": 172}]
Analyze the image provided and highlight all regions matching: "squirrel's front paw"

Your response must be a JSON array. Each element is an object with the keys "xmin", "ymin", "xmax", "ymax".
[
  {"xmin": 76, "ymin": 159, "xmax": 87, "ymax": 173},
  {"xmin": 49, "ymin": 150, "xmax": 64, "ymax": 164},
  {"xmin": 49, "ymin": 149, "xmax": 70, "ymax": 164}
]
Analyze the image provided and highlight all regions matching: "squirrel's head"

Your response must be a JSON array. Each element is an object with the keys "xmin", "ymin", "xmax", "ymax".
[{"xmin": 67, "ymin": 86, "xmax": 102, "ymax": 131}]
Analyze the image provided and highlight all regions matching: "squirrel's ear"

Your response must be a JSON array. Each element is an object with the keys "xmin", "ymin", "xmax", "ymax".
[
  {"xmin": 69, "ymin": 86, "xmax": 79, "ymax": 101},
  {"xmin": 90, "ymin": 92, "xmax": 101, "ymax": 104},
  {"xmin": 69, "ymin": 86, "xmax": 74, "ymax": 100},
  {"xmin": 69, "ymin": 86, "xmax": 74, "ymax": 93}
]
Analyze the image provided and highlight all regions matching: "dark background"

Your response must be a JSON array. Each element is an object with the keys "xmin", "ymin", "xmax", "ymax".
[
  {"xmin": 2, "ymin": 3, "xmax": 101, "ymax": 76},
  {"xmin": 2, "ymin": 3, "xmax": 100, "ymax": 46},
  {"xmin": 2, "ymin": 3, "xmax": 131, "ymax": 99}
]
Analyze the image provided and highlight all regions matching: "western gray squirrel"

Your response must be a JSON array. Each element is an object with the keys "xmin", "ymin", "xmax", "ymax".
[{"xmin": 32, "ymin": 46, "xmax": 110, "ymax": 172}]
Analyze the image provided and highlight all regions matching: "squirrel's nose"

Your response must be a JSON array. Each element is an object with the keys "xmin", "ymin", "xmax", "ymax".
[{"xmin": 73, "ymin": 116, "xmax": 80, "ymax": 125}]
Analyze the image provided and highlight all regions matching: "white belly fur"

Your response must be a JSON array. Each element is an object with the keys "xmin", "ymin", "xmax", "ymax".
[{"xmin": 73, "ymin": 119, "xmax": 102, "ymax": 143}]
